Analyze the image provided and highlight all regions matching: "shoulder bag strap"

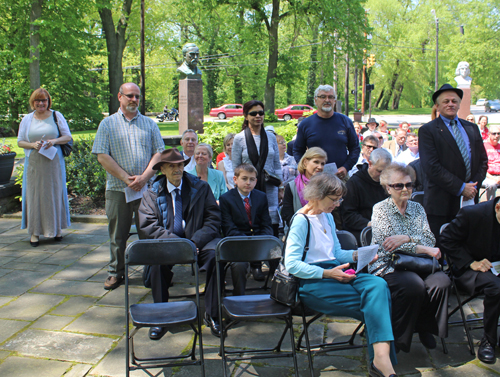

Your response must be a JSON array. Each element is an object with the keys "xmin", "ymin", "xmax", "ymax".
[
  {"xmin": 283, "ymin": 213, "xmax": 311, "ymax": 263},
  {"xmin": 53, "ymin": 111, "xmax": 62, "ymax": 138}
]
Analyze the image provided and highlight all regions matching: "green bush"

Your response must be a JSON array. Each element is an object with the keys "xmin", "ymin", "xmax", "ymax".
[
  {"xmin": 199, "ymin": 117, "xmax": 243, "ymax": 159},
  {"xmin": 274, "ymin": 119, "xmax": 298, "ymax": 142},
  {"xmin": 65, "ymin": 136, "xmax": 106, "ymax": 200},
  {"xmin": 264, "ymin": 112, "xmax": 278, "ymax": 123}
]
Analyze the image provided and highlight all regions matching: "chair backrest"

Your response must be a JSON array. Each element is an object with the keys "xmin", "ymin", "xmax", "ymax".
[
  {"xmin": 410, "ymin": 191, "xmax": 424, "ymax": 205},
  {"xmin": 216, "ymin": 235, "xmax": 283, "ymax": 263},
  {"xmin": 360, "ymin": 226, "xmax": 372, "ymax": 247},
  {"xmin": 125, "ymin": 239, "xmax": 197, "ymax": 266},
  {"xmin": 336, "ymin": 230, "xmax": 358, "ymax": 250}
]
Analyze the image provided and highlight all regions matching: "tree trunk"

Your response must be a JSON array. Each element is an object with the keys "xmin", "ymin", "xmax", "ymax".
[
  {"xmin": 392, "ymin": 83, "xmax": 404, "ymax": 110},
  {"xmin": 29, "ymin": 0, "xmax": 43, "ymax": 90},
  {"xmin": 234, "ymin": 76, "xmax": 243, "ymax": 104},
  {"xmin": 98, "ymin": 0, "xmax": 133, "ymax": 114},
  {"xmin": 375, "ymin": 89, "xmax": 384, "ymax": 108},
  {"xmin": 263, "ymin": 0, "xmax": 280, "ymax": 113},
  {"xmin": 380, "ymin": 62, "xmax": 399, "ymax": 110},
  {"xmin": 344, "ymin": 52, "xmax": 349, "ymax": 115},
  {"xmin": 306, "ymin": 23, "xmax": 319, "ymax": 106}
]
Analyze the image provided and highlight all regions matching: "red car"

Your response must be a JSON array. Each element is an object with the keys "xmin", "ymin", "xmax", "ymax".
[
  {"xmin": 209, "ymin": 104, "xmax": 243, "ymax": 119},
  {"xmin": 275, "ymin": 104, "xmax": 316, "ymax": 120}
]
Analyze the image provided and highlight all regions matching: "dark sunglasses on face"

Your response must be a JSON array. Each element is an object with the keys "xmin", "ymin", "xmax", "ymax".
[
  {"xmin": 388, "ymin": 182, "xmax": 413, "ymax": 190},
  {"xmin": 248, "ymin": 110, "xmax": 265, "ymax": 116},
  {"xmin": 491, "ymin": 132, "xmax": 500, "ymax": 136},
  {"xmin": 123, "ymin": 93, "xmax": 140, "ymax": 99},
  {"xmin": 363, "ymin": 144, "xmax": 377, "ymax": 150}
]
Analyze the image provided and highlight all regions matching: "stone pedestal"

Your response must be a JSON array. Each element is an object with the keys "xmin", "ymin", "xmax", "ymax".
[
  {"xmin": 178, "ymin": 79, "xmax": 204, "ymax": 134},
  {"xmin": 458, "ymin": 87, "xmax": 471, "ymax": 120}
]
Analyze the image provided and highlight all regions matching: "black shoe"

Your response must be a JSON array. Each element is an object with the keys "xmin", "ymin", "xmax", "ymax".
[
  {"xmin": 251, "ymin": 267, "xmax": 266, "ymax": 281},
  {"xmin": 418, "ymin": 331, "xmax": 436, "ymax": 349},
  {"xmin": 369, "ymin": 362, "xmax": 398, "ymax": 377},
  {"xmin": 478, "ymin": 338, "xmax": 496, "ymax": 364},
  {"xmin": 148, "ymin": 327, "xmax": 167, "ymax": 340},
  {"xmin": 104, "ymin": 276, "xmax": 124, "ymax": 290},
  {"xmin": 204, "ymin": 313, "xmax": 221, "ymax": 337},
  {"xmin": 54, "ymin": 236, "xmax": 63, "ymax": 242},
  {"xmin": 30, "ymin": 241, "xmax": 39, "ymax": 247}
]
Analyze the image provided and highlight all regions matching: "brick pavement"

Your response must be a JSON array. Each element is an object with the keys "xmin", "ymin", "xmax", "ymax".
[{"xmin": 0, "ymin": 218, "xmax": 498, "ymax": 376}]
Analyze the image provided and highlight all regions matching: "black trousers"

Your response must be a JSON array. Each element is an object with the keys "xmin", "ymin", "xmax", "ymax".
[
  {"xmin": 456, "ymin": 269, "xmax": 500, "ymax": 346},
  {"xmin": 383, "ymin": 270, "xmax": 450, "ymax": 352},
  {"xmin": 150, "ymin": 247, "xmax": 218, "ymax": 318}
]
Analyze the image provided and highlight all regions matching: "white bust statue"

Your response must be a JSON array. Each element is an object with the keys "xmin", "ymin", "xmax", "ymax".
[{"xmin": 454, "ymin": 61, "xmax": 472, "ymax": 88}]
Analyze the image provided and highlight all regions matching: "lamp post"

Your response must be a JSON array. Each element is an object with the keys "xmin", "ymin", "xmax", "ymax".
[{"xmin": 431, "ymin": 9, "xmax": 439, "ymax": 91}]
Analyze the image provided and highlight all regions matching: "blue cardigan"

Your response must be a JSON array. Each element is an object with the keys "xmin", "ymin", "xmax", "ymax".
[
  {"xmin": 187, "ymin": 167, "xmax": 227, "ymax": 200},
  {"xmin": 284, "ymin": 213, "xmax": 354, "ymax": 279}
]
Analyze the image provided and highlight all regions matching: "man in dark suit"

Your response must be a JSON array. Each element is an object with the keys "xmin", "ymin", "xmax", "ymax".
[
  {"xmin": 139, "ymin": 148, "xmax": 222, "ymax": 338},
  {"xmin": 440, "ymin": 197, "xmax": 500, "ymax": 364},
  {"xmin": 419, "ymin": 84, "xmax": 488, "ymax": 239},
  {"xmin": 219, "ymin": 163, "xmax": 273, "ymax": 295}
]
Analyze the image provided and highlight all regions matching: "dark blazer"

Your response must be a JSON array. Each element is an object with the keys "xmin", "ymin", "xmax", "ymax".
[
  {"xmin": 440, "ymin": 198, "xmax": 499, "ymax": 276},
  {"xmin": 219, "ymin": 188, "xmax": 272, "ymax": 237},
  {"xmin": 419, "ymin": 116, "xmax": 488, "ymax": 217}
]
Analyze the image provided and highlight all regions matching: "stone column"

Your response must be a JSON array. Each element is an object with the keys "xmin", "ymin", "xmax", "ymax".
[
  {"xmin": 458, "ymin": 88, "xmax": 471, "ymax": 120},
  {"xmin": 178, "ymin": 79, "xmax": 204, "ymax": 134}
]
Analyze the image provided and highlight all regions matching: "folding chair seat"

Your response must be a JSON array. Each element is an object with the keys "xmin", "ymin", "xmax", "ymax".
[
  {"xmin": 125, "ymin": 239, "xmax": 205, "ymax": 376},
  {"xmin": 360, "ymin": 226, "xmax": 372, "ymax": 247},
  {"xmin": 294, "ymin": 230, "xmax": 365, "ymax": 377},
  {"xmin": 215, "ymin": 235, "xmax": 299, "ymax": 377}
]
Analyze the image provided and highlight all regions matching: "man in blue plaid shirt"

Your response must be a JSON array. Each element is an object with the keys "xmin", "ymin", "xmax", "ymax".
[{"xmin": 93, "ymin": 83, "xmax": 164, "ymax": 290}]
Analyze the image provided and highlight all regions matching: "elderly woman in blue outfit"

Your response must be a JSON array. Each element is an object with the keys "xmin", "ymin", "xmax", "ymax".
[
  {"xmin": 188, "ymin": 143, "xmax": 227, "ymax": 201},
  {"xmin": 17, "ymin": 88, "xmax": 72, "ymax": 247},
  {"xmin": 285, "ymin": 173, "xmax": 397, "ymax": 377}
]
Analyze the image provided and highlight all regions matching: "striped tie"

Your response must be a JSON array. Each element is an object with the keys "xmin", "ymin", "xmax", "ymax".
[
  {"xmin": 173, "ymin": 189, "xmax": 184, "ymax": 236},
  {"xmin": 244, "ymin": 198, "xmax": 252, "ymax": 225},
  {"xmin": 450, "ymin": 120, "xmax": 471, "ymax": 182}
]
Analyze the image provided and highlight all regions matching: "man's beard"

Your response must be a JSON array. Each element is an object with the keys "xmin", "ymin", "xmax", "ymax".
[
  {"xmin": 126, "ymin": 104, "xmax": 138, "ymax": 112},
  {"xmin": 321, "ymin": 105, "xmax": 333, "ymax": 112}
]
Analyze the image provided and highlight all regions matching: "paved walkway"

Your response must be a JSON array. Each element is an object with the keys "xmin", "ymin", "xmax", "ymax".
[{"xmin": 0, "ymin": 218, "xmax": 499, "ymax": 377}]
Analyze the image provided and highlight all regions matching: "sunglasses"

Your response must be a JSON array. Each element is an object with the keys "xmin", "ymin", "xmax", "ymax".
[
  {"xmin": 388, "ymin": 182, "xmax": 413, "ymax": 190},
  {"xmin": 248, "ymin": 110, "xmax": 265, "ymax": 116},
  {"xmin": 122, "ymin": 93, "xmax": 140, "ymax": 99},
  {"xmin": 491, "ymin": 132, "xmax": 500, "ymax": 136},
  {"xmin": 363, "ymin": 144, "xmax": 378, "ymax": 150}
]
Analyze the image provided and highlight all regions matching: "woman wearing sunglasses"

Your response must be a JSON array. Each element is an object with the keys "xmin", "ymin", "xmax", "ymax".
[
  {"xmin": 369, "ymin": 163, "xmax": 450, "ymax": 354},
  {"xmin": 232, "ymin": 100, "xmax": 282, "ymax": 279},
  {"xmin": 17, "ymin": 88, "xmax": 72, "ymax": 247}
]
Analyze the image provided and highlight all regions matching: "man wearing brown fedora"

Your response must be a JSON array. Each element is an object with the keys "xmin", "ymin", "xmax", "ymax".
[
  {"xmin": 138, "ymin": 148, "xmax": 222, "ymax": 339},
  {"xmin": 419, "ymin": 83, "xmax": 488, "ymax": 240}
]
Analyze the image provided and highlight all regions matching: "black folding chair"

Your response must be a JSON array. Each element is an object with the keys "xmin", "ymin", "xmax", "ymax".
[
  {"xmin": 215, "ymin": 236, "xmax": 298, "ymax": 377},
  {"xmin": 125, "ymin": 239, "xmax": 205, "ymax": 376},
  {"xmin": 360, "ymin": 226, "xmax": 372, "ymax": 247},
  {"xmin": 295, "ymin": 230, "xmax": 365, "ymax": 377},
  {"xmin": 410, "ymin": 191, "xmax": 424, "ymax": 205}
]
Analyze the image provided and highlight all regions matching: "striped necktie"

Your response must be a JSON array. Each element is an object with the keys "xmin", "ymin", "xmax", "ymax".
[
  {"xmin": 244, "ymin": 198, "xmax": 252, "ymax": 225},
  {"xmin": 450, "ymin": 119, "xmax": 471, "ymax": 182},
  {"xmin": 173, "ymin": 188, "xmax": 184, "ymax": 236}
]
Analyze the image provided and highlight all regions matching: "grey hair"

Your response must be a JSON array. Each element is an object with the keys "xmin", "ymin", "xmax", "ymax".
[
  {"xmin": 379, "ymin": 163, "xmax": 416, "ymax": 192},
  {"xmin": 302, "ymin": 173, "xmax": 347, "ymax": 201},
  {"xmin": 363, "ymin": 135, "xmax": 378, "ymax": 146},
  {"xmin": 195, "ymin": 143, "xmax": 213, "ymax": 159},
  {"xmin": 407, "ymin": 132, "xmax": 417, "ymax": 139},
  {"xmin": 369, "ymin": 148, "xmax": 392, "ymax": 165},
  {"xmin": 314, "ymin": 85, "xmax": 336, "ymax": 99},
  {"xmin": 181, "ymin": 129, "xmax": 198, "ymax": 142}
]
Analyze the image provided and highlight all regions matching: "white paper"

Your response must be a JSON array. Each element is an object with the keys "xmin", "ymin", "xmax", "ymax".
[
  {"xmin": 323, "ymin": 162, "xmax": 338, "ymax": 175},
  {"xmin": 490, "ymin": 261, "xmax": 500, "ymax": 276},
  {"xmin": 355, "ymin": 245, "xmax": 379, "ymax": 273},
  {"xmin": 38, "ymin": 145, "xmax": 57, "ymax": 160},
  {"xmin": 461, "ymin": 196, "xmax": 475, "ymax": 208},
  {"xmin": 125, "ymin": 185, "xmax": 147, "ymax": 203}
]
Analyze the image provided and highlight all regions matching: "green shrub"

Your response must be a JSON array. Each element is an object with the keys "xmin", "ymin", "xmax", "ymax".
[
  {"xmin": 264, "ymin": 112, "xmax": 278, "ymax": 123},
  {"xmin": 65, "ymin": 136, "xmax": 106, "ymax": 200},
  {"xmin": 274, "ymin": 119, "xmax": 298, "ymax": 142},
  {"xmin": 199, "ymin": 118, "xmax": 243, "ymax": 159}
]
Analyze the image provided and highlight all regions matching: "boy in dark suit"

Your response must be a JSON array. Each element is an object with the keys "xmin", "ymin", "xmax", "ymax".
[{"xmin": 219, "ymin": 163, "xmax": 273, "ymax": 295}]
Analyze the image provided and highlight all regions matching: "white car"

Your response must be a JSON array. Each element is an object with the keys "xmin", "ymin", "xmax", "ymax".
[{"xmin": 476, "ymin": 98, "xmax": 487, "ymax": 106}]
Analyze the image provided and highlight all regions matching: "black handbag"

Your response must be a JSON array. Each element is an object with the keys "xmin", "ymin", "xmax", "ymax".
[
  {"xmin": 263, "ymin": 168, "xmax": 282, "ymax": 187},
  {"xmin": 270, "ymin": 214, "xmax": 310, "ymax": 307},
  {"xmin": 53, "ymin": 111, "xmax": 73, "ymax": 157},
  {"xmin": 392, "ymin": 250, "xmax": 441, "ymax": 276}
]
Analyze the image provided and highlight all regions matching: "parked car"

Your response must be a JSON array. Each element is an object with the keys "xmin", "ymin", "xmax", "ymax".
[
  {"xmin": 275, "ymin": 104, "xmax": 316, "ymax": 121},
  {"xmin": 476, "ymin": 98, "xmax": 487, "ymax": 106},
  {"xmin": 485, "ymin": 99, "xmax": 500, "ymax": 112},
  {"xmin": 209, "ymin": 104, "xmax": 243, "ymax": 119}
]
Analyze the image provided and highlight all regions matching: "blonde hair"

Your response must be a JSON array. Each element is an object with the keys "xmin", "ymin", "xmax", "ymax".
[
  {"xmin": 297, "ymin": 147, "xmax": 327, "ymax": 175},
  {"xmin": 29, "ymin": 88, "xmax": 52, "ymax": 110}
]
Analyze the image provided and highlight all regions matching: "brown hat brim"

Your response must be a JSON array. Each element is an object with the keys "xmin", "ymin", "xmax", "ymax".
[{"xmin": 152, "ymin": 148, "xmax": 192, "ymax": 170}]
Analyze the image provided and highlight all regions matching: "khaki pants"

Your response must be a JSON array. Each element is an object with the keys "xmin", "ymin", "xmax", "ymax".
[{"xmin": 105, "ymin": 190, "xmax": 141, "ymax": 278}]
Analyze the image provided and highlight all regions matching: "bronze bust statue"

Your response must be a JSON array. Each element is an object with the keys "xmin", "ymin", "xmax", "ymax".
[{"xmin": 177, "ymin": 43, "xmax": 202, "ymax": 80}]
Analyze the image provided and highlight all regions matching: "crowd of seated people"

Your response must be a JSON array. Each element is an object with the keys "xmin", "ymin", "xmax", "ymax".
[{"xmin": 132, "ymin": 98, "xmax": 499, "ymax": 373}]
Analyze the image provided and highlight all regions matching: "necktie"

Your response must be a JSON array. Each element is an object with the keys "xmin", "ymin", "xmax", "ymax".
[
  {"xmin": 244, "ymin": 197, "xmax": 252, "ymax": 225},
  {"xmin": 173, "ymin": 188, "xmax": 183, "ymax": 236},
  {"xmin": 450, "ymin": 120, "xmax": 471, "ymax": 181}
]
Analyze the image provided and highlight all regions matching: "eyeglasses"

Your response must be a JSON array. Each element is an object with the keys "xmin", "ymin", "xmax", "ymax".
[
  {"xmin": 491, "ymin": 132, "xmax": 500, "ymax": 136},
  {"xmin": 363, "ymin": 144, "xmax": 378, "ymax": 150},
  {"xmin": 377, "ymin": 136, "xmax": 384, "ymax": 140},
  {"xmin": 327, "ymin": 196, "xmax": 344, "ymax": 205},
  {"xmin": 248, "ymin": 110, "xmax": 265, "ymax": 116},
  {"xmin": 388, "ymin": 182, "xmax": 413, "ymax": 190},
  {"xmin": 316, "ymin": 95, "xmax": 335, "ymax": 100},
  {"xmin": 122, "ymin": 93, "xmax": 141, "ymax": 99},
  {"xmin": 34, "ymin": 99, "xmax": 48, "ymax": 103}
]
